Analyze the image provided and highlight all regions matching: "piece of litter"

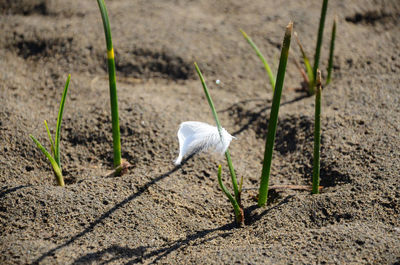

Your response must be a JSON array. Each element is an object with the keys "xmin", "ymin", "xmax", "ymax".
[{"xmin": 174, "ymin": 121, "xmax": 235, "ymax": 165}]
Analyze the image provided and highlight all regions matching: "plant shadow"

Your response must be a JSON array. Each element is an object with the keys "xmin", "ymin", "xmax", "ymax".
[
  {"xmin": 274, "ymin": 115, "xmax": 313, "ymax": 155},
  {"xmin": 73, "ymin": 223, "xmax": 235, "ymax": 264},
  {"xmin": 72, "ymin": 245, "xmax": 147, "ymax": 264},
  {"xmin": 302, "ymin": 161, "xmax": 351, "ymax": 188},
  {"xmin": 31, "ymin": 155, "xmax": 195, "ymax": 265},
  {"xmin": 72, "ymin": 193, "xmax": 295, "ymax": 263},
  {"xmin": 244, "ymin": 194, "xmax": 294, "ymax": 226},
  {"xmin": 319, "ymin": 162, "xmax": 351, "ymax": 187},
  {"xmin": 0, "ymin": 185, "xmax": 31, "ymax": 199},
  {"xmin": 220, "ymin": 94, "xmax": 308, "ymax": 137}
]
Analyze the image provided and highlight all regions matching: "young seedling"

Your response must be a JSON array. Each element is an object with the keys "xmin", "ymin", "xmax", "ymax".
[
  {"xmin": 217, "ymin": 165, "xmax": 243, "ymax": 225},
  {"xmin": 313, "ymin": 0, "xmax": 329, "ymax": 82},
  {"xmin": 294, "ymin": 32, "xmax": 314, "ymax": 88},
  {"xmin": 97, "ymin": 0, "xmax": 130, "ymax": 175},
  {"xmin": 258, "ymin": 22, "xmax": 293, "ymax": 207},
  {"xmin": 240, "ymin": 29, "xmax": 275, "ymax": 92},
  {"xmin": 312, "ymin": 70, "xmax": 322, "ymax": 194},
  {"xmin": 294, "ymin": 0, "xmax": 336, "ymax": 94},
  {"xmin": 194, "ymin": 62, "xmax": 243, "ymax": 224},
  {"xmin": 29, "ymin": 74, "xmax": 71, "ymax": 186},
  {"xmin": 326, "ymin": 17, "xmax": 336, "ymax": 86}
]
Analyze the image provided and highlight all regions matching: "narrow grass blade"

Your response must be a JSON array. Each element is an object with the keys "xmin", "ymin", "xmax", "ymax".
[
  {"xmin": 240, "ymin": 29, "xmax": 276, "ymax": 91},
  {"xmin": 194, "ymin": 62, "xmax": 240, "ymax": 203},
  {"xmin": 294, "ymin": 32, "xmax": 314, "ymax": 93},
  {"xmin": 54, "ymin": 74, "xmax": 70, "ymax": 170},
  {"xmin": 194, "ymin": 63, "xmax": 222, "ymax": 130},
  {"xmin": 312, "ymin": 70, "xmax": 322, "ymax": 194},
  {"xmin": 30, "ymin": 135, "xmax": 64, "ymax": 186},
  {"xmin": 313, "ymin": 0, "xmax": 329, "ymax": 81},
  {"xmin": 239, "ymin": 175, "xmax": 244, "ymax": 194},
  {"xmin": 217, "ymin": 165, "xmax": 243, "ymax": 225},
  {"xmin": 258, "ymin": 22, "xmax": 293, "ymax": 207},
  {"xmin": 293, "ymin": 58, "xmax": 309, "ymax": 84},
  {"xmin": 326, "ymin": 17, "xmax": 336, "ymax": 86},
  {"xmin": 97, "ymin": 0, "xmax": 122, "ymax": 170},
  {"xmin": 44, "ymin": 120, "xmax": 55, "ymax": 157}
]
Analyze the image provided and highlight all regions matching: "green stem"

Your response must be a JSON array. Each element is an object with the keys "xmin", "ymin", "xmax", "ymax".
[
  {"xmin": 258, "ymin": 22, "xmax": 293, "ymax": 207},
  {"xmin": 97, "ymin": 0, "xmax": 122, "ymax": 170},
  {"xmin": 30, "ymin": 135, "xmax": 64, "ymax": 186},
  {"xmin": 240, "ymin": 29, "xmax": 276, "ymax": 91},
  {"xmin": 194, "ymin": 62, "xmax": 240, "ymax": 203},
  {"xmin": 225, "ymin": 150, "xmax": 239, "ymax": 203},
  {"xmin": 54, "ymin": 74, "xmax": 70, "ymax": 170},
  {"xmin": 326, "ymin": 17, "xmax": 336, "ymax": 86},
  {"xmin": 294, "ymin": 32, "xmax": 314, "ymax": 94},
  {"xmin": 217, "ymin": 165, "xmax": 243, "ymax": 225},
  {"xmin": 312, "ymin": 70, "xmax": 322, "ymax": 194},
  {"xmin": 44, "ymin": 120, "xmax": 55, "ymax": 158},
  {"xmin": 313, "ymin": 0, "xmax": 329, "ymax": 83}
]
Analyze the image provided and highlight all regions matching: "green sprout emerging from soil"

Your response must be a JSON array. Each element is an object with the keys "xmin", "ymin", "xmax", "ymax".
[
  {"xmin": 217, "ymin": 165, "xmax": 242, "ymax": 224},
  {"xmin": 326, "ymin": 17, "xmax": 336, "ymax": 86},
  {"xmin": 240, "ymin": 29, "xmax": 276, "ymax": 92},
  {"xmin": 191, "ymin": 22, "xmax": 292, "ymax": 221},
  {"xmin": 194, "ymin": 62, "xmax": 244, "ymax": 225},
  {"xmin": 241, "ymin": 23, "xmax": 325, "ymax": 204},
  {"xmin": 29, "ymin": 74, "xmax": 71, "ymax": 186},
  {"xmin": 97, "ymin": 0, "xmax": 130, "ymax": 175},
  {"xmin": 312, "ymin": 70, "xmax": 323, "ymax": 194},
  {"xmin": 295, "ymin": 0, "xmax": 336, "ymax": 94},
  {"xmin": 258, "ymin": 22, "xmax": 293, "ymax": 207}
]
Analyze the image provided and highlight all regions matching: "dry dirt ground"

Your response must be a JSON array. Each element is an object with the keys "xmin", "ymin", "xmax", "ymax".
[{"xmin": 0, "ymin": 0, "xmax": 399, "ymax": 264}]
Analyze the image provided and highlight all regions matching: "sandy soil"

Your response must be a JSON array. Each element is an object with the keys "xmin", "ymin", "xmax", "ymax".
[{"xmin": 1, "ymin": 0, "xmax": 399, "ymax": 264}]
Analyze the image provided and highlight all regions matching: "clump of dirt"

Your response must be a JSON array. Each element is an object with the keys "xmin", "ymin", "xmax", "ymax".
[{"xmin": 0, "ymin": 0, "xmax": 399, "ymax": 264}]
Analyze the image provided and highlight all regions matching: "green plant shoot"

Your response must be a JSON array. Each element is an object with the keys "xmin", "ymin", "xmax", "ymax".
[
  {"xmin": 294, "ymin": 0, "xmax": 335, "ymax": 94},
  {"xmin": 240, "ymin": 29, "xmax": 276, "ymax": 91},
  {"xmin": 312, "ymin": 70, "xmax": 322, "ymax": 194},
  {"xmin": 97, "ymin": 0, "xmax": 122, "ymax": 171},
  {"xmin": 313, "ymin": 0, "xmax": 329, "ymax": 84},
  {"xmin": 326, "ymin": 17, "xmax": 336, "ymax": 86},
  {"xmin": 54, "ymin": 72, "xmax": 70, "ymax": 169},
  {"xmin": 30, "ymin": 136, "xmax": 63, "ymax": 186},
  {"xmin": 194, "ymin": 62, "xmax": 240, "ymax": 204},
  {"xmin": 194, "ymin": 63, "xmax": 243, "ymax": 224},
  {"xmin": 294, "ymin": 32, "xmax": 314, "ymax": 93},
  {"xmin": 44, "ymin": 120, "xmax": 55, "ymax": 157},
  {"xmin": 258, "ymin": 22, "xmax": 293, "ymax": 207},
  {"xmin": 217, "ymin": 165, "xmax": 243, "ymax": 225},
  {"xmin": 29, "ymin": 74, "xmax": 71, "ymax": 186}
]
